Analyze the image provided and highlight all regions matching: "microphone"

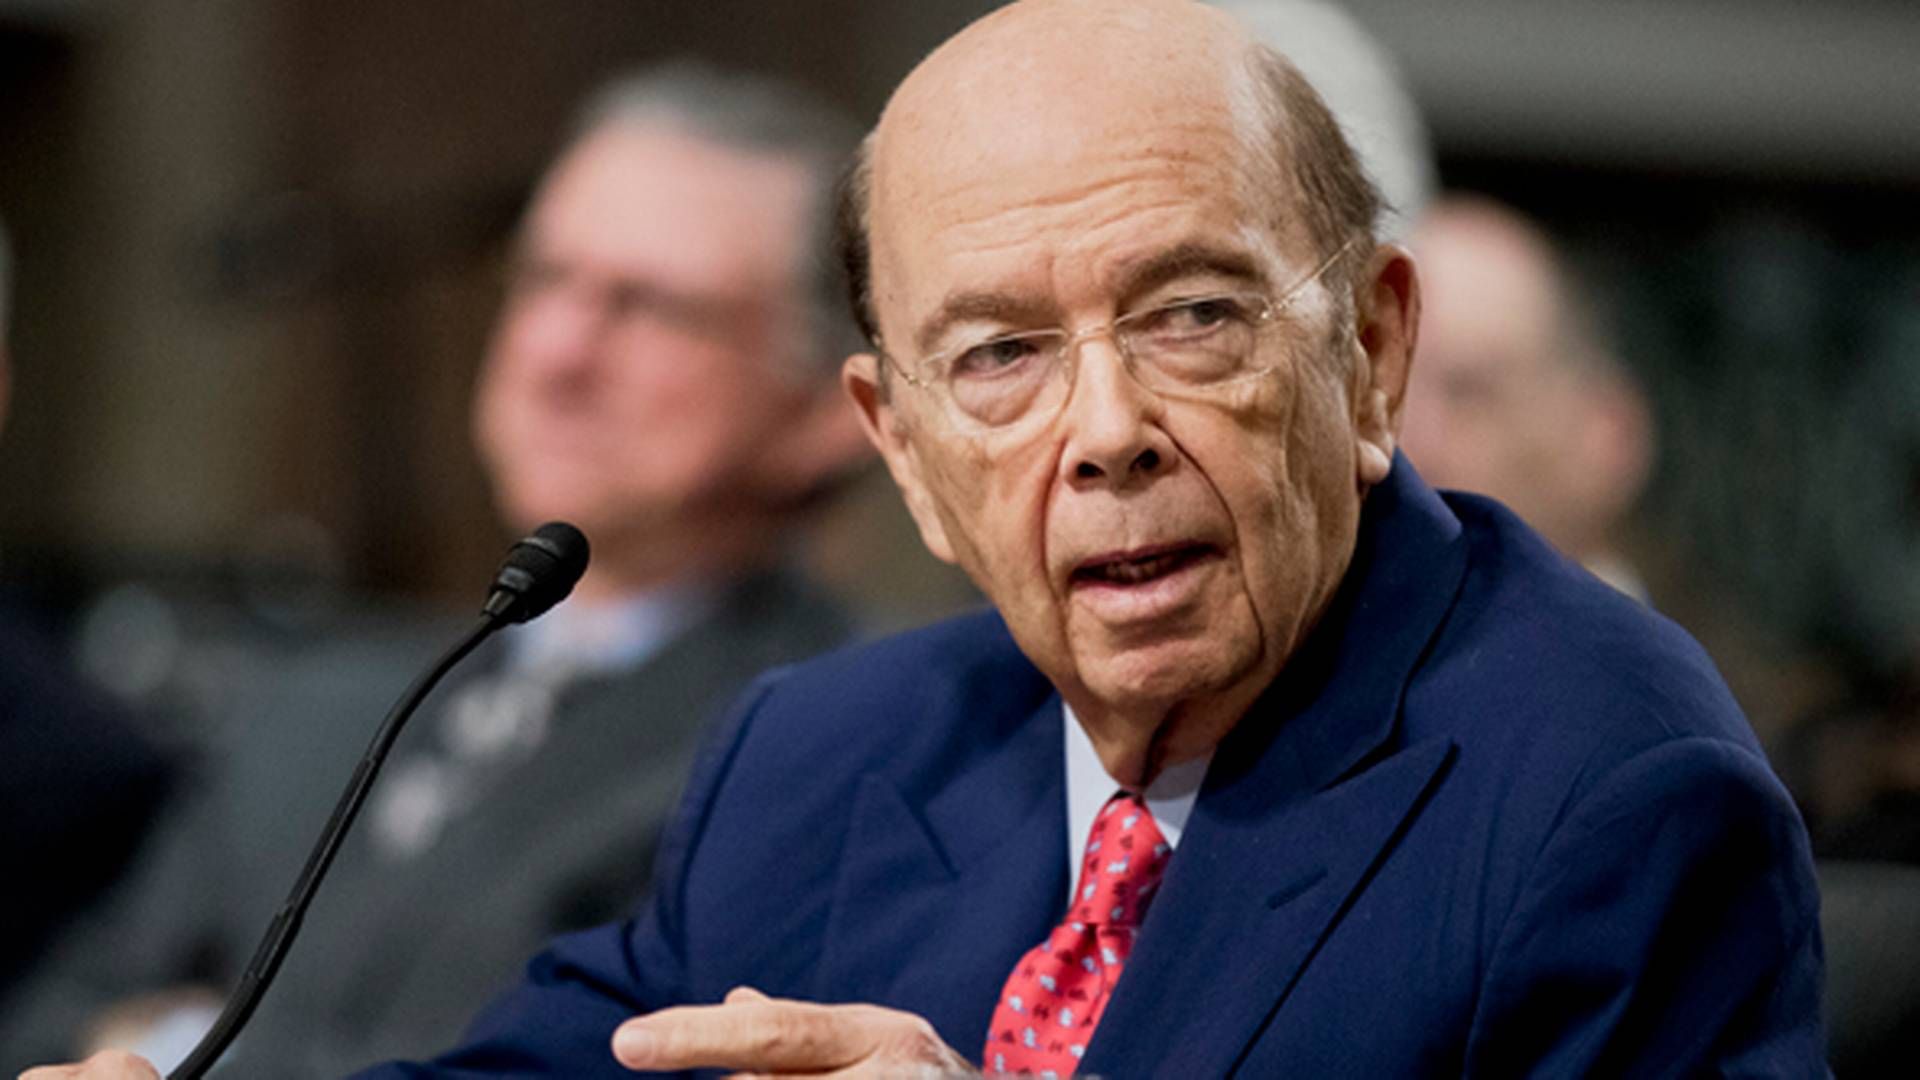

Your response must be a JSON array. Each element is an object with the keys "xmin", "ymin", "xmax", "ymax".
[
  {"xmin": 168, "ymin": 522, "xmax": 590, "ymax": 1080},
  {"xmin": 483, "ymin": 520, "xmax": 590, "ymax": 622}
]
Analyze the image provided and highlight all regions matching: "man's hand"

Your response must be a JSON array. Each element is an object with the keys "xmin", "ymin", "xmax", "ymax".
[
  {"xmin": 18, "ymin": 1050, "xmax": 161, "ymax": 1080},
  {"xmin": 612, "ymin": 986, "xmax": 976, "ymax": 1076}
]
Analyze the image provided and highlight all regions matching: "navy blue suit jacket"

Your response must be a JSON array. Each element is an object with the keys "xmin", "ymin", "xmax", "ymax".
[{"xmin": 363, "ymin": 463, "xmax": 1825, "ymax": 1077}]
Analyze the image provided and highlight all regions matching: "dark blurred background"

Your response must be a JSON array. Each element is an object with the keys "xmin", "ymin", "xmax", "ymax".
[{"xmin": 1, "ymin": 0, "xmax": 1916, "ymax": 840}]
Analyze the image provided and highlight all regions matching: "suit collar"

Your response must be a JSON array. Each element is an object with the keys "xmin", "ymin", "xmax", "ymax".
[
  {"xmin": 1083, "ymin": 458, "xmax": 1470, "ymax": 1076},
  {"xmin": 1220, "ymin": 454, "xmax": 1466, "ymax": 798},
  {"xmin": 813, "ymin": 623, "xmax": 1066, "ymax": 1048}
]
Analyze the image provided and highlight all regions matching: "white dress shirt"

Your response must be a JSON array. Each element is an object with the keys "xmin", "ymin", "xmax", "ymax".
[{"xmin": 1061, "ymin": 701, "xmax": 1210, "ymax": 898}]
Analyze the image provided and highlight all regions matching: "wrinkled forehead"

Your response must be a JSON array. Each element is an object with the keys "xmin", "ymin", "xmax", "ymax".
[{"xmin": 866, "ymin": 2, "xmax": 1292, "ymax": 328}]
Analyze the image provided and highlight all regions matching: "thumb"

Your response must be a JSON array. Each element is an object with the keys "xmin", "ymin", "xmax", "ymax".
[{"xmin": 724, "ymin": 985, "xmax": 771, "ymax": 1004}]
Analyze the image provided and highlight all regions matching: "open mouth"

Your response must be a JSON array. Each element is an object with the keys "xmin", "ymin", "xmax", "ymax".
[{"xmin": 1070, "ymin": 543, "xmax": 1219, "ymax": 587}]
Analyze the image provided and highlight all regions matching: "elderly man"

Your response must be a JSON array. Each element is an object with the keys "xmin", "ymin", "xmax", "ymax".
[
  {"xmin": 225, "ymin": 62, "xmax": 869, "ymax": 1074},
  {"xmin": 29, "ymin": 2, "xmax": 1823, "ymax": 1077}
]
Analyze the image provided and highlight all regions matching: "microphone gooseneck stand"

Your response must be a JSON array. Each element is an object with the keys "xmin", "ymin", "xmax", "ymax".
[
  {"xmin": 167, "ymin": 614, "xmax": 499, "ymax": 1080},
  {"xmin": 168, "ymin": 522, "xmax": 588, "ymax": 1080}
]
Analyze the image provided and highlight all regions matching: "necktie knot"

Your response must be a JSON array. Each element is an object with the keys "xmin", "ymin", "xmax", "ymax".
[{"xmin": 1070, "ymin": 792, "xmax": 1170, "ymax": 928}]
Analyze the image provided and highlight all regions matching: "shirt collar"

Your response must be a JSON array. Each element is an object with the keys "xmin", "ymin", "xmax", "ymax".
[
  {"xmin": 1062, "ymin": 700, "xmax": 1210, "ymax": 884},
  {"xmin": 502, "ymin": 579, "xmax": 716, "ymax": 677}
]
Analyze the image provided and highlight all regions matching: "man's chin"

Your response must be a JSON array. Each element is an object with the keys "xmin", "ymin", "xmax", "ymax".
[
  {"xmin": 1073, "ymin": 636, "xmax": 1257, "ymax": 720},
  {"xmin": 497, "ymin": 492, "xmax": 661, "ymax": 540}
]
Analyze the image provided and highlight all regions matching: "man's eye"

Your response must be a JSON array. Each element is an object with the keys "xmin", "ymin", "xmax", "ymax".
[
  {"xmin": 1145, "ymin": 296, "xmax": 1254, "ymax": 336},
  {"xmin": 950, "ymin": 335, "xmax": 1044, "ymax": 379},
  {"xmin": 507, "ymin": 259, "xmax": 567, "ymax": 295},
  {"xmin": 604, "ymin": 282, "xmax": 665, "ymax": 319}
]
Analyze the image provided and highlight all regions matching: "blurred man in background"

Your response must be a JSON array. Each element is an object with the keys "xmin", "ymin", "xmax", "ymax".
[
  {"xmin": 1, "ymin": 63, "xmax": 870, "ymax": 1076},
  {"xmin": 1399, "ymin": 194, "xmax": 1654, "ymax": 597}
]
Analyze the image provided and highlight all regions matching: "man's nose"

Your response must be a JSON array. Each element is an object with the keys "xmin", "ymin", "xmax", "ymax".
[
  {"xmin": 1056, "ymin": 340, "xmax": 1176, "ymax": 489},
  {"xmin": 513, "ymin": 287, "xmax": 611, "ymax": 380}
]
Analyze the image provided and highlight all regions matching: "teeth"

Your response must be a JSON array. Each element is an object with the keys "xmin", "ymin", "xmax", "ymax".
[{"xmin": 1092, "ymin": 551, "xmax": 1182, "ymax": 583}]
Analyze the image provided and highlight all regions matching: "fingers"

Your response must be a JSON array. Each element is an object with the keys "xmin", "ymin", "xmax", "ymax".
[
  {"xmin": 614, "ymin": 992, "xmax": 864, "ymax": 1072},
  {"xmin": 612, "ymin": 990, "xmax": 971, "ymax": 1076},
  {"xmin": 18, "ymin": 1050, "xmax": 161, "ymax": 1080}
]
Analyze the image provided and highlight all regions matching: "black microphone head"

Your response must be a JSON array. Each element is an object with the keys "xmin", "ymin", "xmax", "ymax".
[{"xmin": 482, "ymin": 521, "xmax": 590, "ymax": 623}]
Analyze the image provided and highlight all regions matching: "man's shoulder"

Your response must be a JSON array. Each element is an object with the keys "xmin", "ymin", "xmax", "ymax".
[
  {"xmin": 1420, "ymin": 490, "xmax": 1760, "ymax": 762},
  {"xmin": 1393, "ymin": 494, "xmax": 1810, "ymax": 951}
]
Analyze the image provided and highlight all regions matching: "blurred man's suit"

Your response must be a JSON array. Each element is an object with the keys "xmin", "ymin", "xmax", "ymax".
[
  {"xmin": 374, "ymin": 460, "xmax": 1825, "ymax": 1078},
  {"xmin": 241, "ymin": 569, "xmax": 852, "ymax": 1075}
]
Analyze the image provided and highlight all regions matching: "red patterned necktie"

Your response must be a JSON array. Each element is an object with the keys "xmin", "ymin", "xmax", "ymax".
[{"xmin": 983, "ymin": 791, "xmax": 1170, "ymax": 1077}]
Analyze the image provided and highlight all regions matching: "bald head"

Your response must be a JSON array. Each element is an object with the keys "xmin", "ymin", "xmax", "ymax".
[
  {"xmin": 838, "ymin": 0, "xmax": 1380, "ymax": 349},
  {"xmin": 881, "ymin": 0, "xmax": 1252, "ymax": 164},
  {"xmin": 1415, "ymin": 198, "xmax": 1589, "ymax": 372}
]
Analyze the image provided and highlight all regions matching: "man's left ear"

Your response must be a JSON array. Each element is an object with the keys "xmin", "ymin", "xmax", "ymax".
[{"xmin": 1348, "ymin": 243, "xmax": 1420, "ymax": 487}]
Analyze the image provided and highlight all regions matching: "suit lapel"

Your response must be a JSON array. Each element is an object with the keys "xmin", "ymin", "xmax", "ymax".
[
  {"xmin": 1084, "ymin": 738, "xmax": 1455, "ymax": 1077},
  {"xmin": 815, "ymin": 690, "xmax": 1070, "ymax": 1052},
  {"xmin": 1083, "ymin": 461, "xmax": 1471, "ymax": 1077}
]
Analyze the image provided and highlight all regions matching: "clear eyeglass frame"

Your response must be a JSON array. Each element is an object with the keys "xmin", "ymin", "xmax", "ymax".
[{"xmin": 882, "ymin": 237, "xmax": 1358, "ymax": 434}]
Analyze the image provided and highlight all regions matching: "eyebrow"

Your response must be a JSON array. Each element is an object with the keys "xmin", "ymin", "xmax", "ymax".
[
  {"xmin": 912, "ymin": 292, "xmax": 1056, "ymax": 357},
  {"xmin": 1113, "ymin": 242, "xmax": 1270, "ymax": 302}
]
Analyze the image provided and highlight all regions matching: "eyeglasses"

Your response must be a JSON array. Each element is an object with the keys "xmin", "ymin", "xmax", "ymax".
[
  {"xmin": 502, "ymin": 253, "xmax": 761, "ymax": 343},
  {"xmin": 883, "ymin": 238, "xmax": 1356, "ymax": 433}
]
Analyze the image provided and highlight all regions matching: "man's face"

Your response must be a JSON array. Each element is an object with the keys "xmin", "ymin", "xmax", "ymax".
[
  {"xmin": 849, "ymin": 20, "xmax": 1410, "ymax": 756},
  {"xmin": 474, "ymin": 126, "xmax": 818, "ymax": 557}
]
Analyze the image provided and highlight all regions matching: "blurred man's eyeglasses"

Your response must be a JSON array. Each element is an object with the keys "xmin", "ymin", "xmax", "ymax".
[
  {"xmin": 502, "ymin": 254, "xmax": 754, "ymax": 341},
  {"xmin": 884, "ymin": 238, "xmax": 1356, "ymax": 434}
]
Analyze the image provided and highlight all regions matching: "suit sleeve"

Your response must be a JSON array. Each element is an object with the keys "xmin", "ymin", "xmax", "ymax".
[
  {"xmin": 1463, "ymin": 735, "xmax": 1827, "ymax": 1078},
  {"xmin": 347, "ymin": 672, "xmax": 788, "ymax": 1079}
]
